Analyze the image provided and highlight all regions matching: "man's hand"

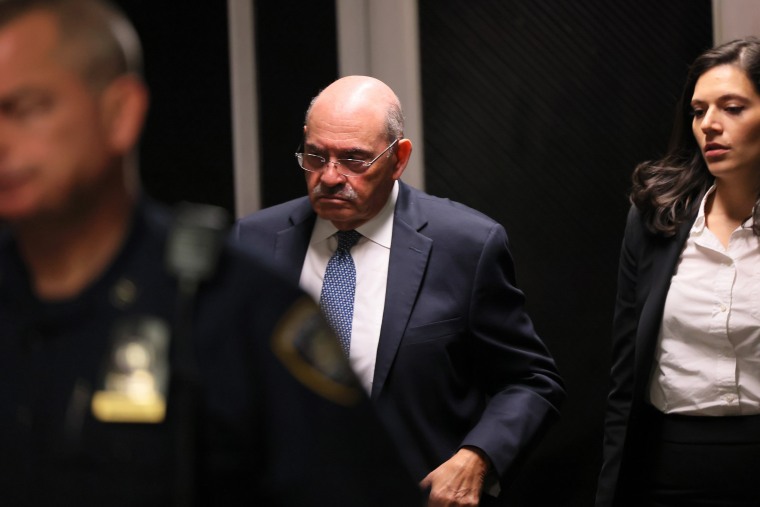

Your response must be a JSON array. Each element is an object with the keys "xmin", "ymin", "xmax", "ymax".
[{"xmin": 420, "ymin": 447, "xmax": 490, "ymax": 507}]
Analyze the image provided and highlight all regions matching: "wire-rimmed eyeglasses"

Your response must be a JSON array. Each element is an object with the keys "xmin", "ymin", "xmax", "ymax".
[{"xmin": 295, "ymin": 138, "xmax": 399, "ymax": 177}]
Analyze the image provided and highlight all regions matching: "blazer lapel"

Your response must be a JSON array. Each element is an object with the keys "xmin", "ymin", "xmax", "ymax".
[
  {"xmin": 634, "ymin": 215, "xmax": 696, "ymax": 394},
  {"xmin": 371, "ymin": 183, "xmax": 432, "ymax": 399}
]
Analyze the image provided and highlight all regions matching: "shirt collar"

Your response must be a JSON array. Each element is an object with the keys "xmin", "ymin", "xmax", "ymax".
[
  {"xmin": 692, "ymin": 184, "xmax": 755, "ymax": 233},
  {"xmin": 312, "ymin": 180, "xmax": 398, "ymax": 249},
  {"xmin": 691, "ymin": 185, "xmax": 714, "ymax": 234}
]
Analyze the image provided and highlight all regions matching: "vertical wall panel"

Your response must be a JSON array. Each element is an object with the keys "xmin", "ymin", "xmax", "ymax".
[
  {"xmin": 229, "ymin": 0, "xmax": 260, "ymax": 218},
  {"xmin": 713, "ymin": 0, "xmax": 760, "ymax": 44}
]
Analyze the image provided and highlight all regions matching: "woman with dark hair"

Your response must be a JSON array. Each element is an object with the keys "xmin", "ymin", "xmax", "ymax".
[{"xmin": 597, "ymin": 37, "xmax": 760, "ymax": 507}]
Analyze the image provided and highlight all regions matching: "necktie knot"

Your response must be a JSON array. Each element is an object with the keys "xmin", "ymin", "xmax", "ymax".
[{"xmin": 336, "ymin": 229, "xmax": 361, "ymax": 253}]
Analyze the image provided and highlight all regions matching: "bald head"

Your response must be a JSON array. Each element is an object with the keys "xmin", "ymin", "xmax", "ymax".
[{"xmin": 305, "ymin": 76, "xmax": 404, "ymax": 142}]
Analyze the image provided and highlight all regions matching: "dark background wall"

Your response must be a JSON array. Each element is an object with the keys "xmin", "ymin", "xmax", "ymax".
[
  {"xmin": 115, "ymin": 1, "xmax": 234, "ymax": 212},
  {"xmin": 115, "ymin": 2, "xmax": 712, "ymax": 505},
  {"xmin": 254, "ymin": 0, "xmax": 339, "ymax": 208},
  {"xmin": 418, "ymin": 1, "xmax": 712, "ymax": 505}
]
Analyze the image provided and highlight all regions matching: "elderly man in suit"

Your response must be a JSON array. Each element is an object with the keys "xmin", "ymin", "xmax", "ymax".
[{"xmin": 234, "ymin": 75, "xmax": 564, "ymax": 506}]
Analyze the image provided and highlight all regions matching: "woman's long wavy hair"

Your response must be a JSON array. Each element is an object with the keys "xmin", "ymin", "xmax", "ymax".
[{"xmin": 631, "ymin": 37, "xmax": 760, "ymax": 236}]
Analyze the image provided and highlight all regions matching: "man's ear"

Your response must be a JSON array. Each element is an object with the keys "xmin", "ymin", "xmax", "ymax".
[
  {"xmin": 100, "ymin": 74, "xmax": 149, "ymax": 155},
  {"xmin": 392, "ymin": 138, "xmax": 413, "ymax": 180}
]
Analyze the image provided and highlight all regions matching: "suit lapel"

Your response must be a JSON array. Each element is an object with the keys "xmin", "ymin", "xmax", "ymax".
[
  {"xmin": 371, "ymin": 183, "xmax": 432, "ymax": 400},
  {"xmin": 274, "ymin": 200, "xmax": 315, "ymax": 286}
]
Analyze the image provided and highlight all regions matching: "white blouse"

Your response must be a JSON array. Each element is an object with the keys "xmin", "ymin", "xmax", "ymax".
[{"xmin": 649, "ymin": 187, "xmax": 760, "ymax": 415}]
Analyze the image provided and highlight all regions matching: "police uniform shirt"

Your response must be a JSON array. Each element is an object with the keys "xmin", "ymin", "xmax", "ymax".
[{"xmin": 0, "ymin": 198, "xmax": 419, "ymax": 506}]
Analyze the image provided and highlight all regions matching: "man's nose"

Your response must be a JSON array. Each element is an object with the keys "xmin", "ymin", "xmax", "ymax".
[{"xmin": 319, "ymin": 160, "xmax": 347, "ymax": 185}]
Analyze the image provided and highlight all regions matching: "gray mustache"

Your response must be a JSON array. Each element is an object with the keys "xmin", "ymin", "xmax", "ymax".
[{"xmin": 312, "ymin": 183, "xmax": 358, "ymax": 200}]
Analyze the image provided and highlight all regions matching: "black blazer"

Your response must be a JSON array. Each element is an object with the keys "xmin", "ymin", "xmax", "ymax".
[
  {"xmin": 234, "ymin": 181, "xmax": 565, "ymax": 486},
  {"xmin": 596, "ymin": 205, "xmax": 696, "ymax": 506}
]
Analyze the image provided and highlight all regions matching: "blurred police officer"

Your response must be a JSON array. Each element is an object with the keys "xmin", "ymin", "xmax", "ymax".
[{"xmin": 0, "ymin": 0, "xmax": 420, "ymax": 505}]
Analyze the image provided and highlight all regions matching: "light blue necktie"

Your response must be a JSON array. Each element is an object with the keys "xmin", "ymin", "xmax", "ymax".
[{"xmin": 319, "ymin": 230, "xmax": 361, "ymax": 356}]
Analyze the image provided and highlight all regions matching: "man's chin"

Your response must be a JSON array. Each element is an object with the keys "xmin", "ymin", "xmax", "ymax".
[{"xmin": 314, "ymin": 206, "xmax": 360, "ymax": 225}]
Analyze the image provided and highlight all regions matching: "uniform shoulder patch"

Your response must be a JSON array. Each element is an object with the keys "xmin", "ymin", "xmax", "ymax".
[{"xmin": 271, "ymin": 296, "xmax": 362, "ymax": 406}]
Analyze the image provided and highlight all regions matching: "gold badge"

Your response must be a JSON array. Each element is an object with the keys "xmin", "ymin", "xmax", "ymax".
[
  {"xmin": 272, "ymin": 297, "xmax": 362, "ymax": 406},
  {"xmin": 91, "ymin": 317, "xmax": 170, "ymax": 423}
]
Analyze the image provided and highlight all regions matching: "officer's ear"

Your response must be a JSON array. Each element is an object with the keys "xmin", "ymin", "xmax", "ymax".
[{"xmin": 99, "ymin": 74, "xmax": 149, "ymax": 156}]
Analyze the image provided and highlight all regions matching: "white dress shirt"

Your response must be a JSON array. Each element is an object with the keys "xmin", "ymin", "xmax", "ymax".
[
  {"xmin": 299, "ymin": 182, "xmax": 398, "ymax": 393},
  {"xmin": 649, "ymin": 186, "xmax": 760, "ymax": 415}
]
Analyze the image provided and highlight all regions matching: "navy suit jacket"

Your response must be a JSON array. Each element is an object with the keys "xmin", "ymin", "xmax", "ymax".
[
  {"xmin": 234, "ymin": 181, "xmax": 564, "ymax": 486},
  {"xmin": 596, "ymin": 205, "xmax": 696, "ymax": 507}
]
